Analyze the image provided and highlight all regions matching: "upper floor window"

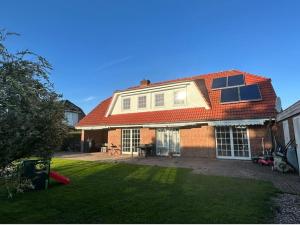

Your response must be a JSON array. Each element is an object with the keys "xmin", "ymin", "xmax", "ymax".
[
  {"xmin": 122, "ymin": 98, "xmax": 131, "ymax": 110},
  {"xmin": 155, "ymin": 93, "xmax": 164, "ymax": 107},
  {"xmin": 64, "ymin": 111, "xmax": 79, "ymax": 127},
  {"xmin": 174, "ymin": 90, "xmax": 186, "ymax": 105},
  {"xmin": 138, "ymin": 96, "xmax": 146, "ymax": 109}
]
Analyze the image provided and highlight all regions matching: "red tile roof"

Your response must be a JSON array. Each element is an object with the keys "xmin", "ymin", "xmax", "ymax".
[{"xmin": 77, "ymin": 70, "xmax": 277, "ymax": 127}]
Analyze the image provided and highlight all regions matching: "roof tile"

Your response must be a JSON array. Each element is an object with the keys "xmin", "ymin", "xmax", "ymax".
[{"xmin": 77, "ymin": 70, "xmax": 277, "ymax": 127}]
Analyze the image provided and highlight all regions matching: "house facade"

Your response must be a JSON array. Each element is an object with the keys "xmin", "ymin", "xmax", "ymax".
[{"xmin": 76, "ymin": 70, "xmax": 279, "ymax": 160}]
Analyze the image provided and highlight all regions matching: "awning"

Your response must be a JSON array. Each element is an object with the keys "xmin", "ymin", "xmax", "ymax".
[
  {"xmin": 208, "ymin": 119, "xmax": 270, "ymax": 127},
  {"xmin": 76, "ymin": 119, "xmax": 271, "ymax": 130}
]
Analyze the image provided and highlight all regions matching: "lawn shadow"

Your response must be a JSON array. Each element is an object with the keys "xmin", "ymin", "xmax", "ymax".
[{"xmin": 0, "ymin": 159, "xmax": 278, "ymax": 224}]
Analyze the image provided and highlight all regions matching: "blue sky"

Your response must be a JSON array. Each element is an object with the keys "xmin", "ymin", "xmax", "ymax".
[{"xmin": 1, "ymin": 0, "xmax": 300, "ymax": 113}]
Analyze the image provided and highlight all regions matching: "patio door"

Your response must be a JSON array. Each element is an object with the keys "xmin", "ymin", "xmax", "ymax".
[
  {"xmin": 293, "ymin": 116, "xmax": 300, "ymax": 175},
  {"xmin": 215, "ymin": 126, "xmax": 251, "ymax": 160},
  {"xmin": 122, "ymin": 129, "xmax": 140, "ymax": 154},
  {"xmin": 156, "ymin": 129, "xmax": 180, "ymax": 156}
]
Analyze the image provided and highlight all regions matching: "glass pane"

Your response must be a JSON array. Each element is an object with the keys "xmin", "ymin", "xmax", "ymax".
[
  {"xmin": 228, "ymin": 74, "xmax": 245, "ymax": 87},
  {"xmin": 212, "ymin": 77, "xmax": 227, "ymax": 89},
  {"xmin": 221, "ymin": 88, "xmax": 239, "ymax": 103},
  {"xmin": 216, "ymin": 127, "xmax": 232, "ymax": 157},
  {"xmin": 232, "ymin": 127, "xmax": 250, "ymax": 158}
]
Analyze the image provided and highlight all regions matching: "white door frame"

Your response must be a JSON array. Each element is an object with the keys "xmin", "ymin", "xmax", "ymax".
[
  {"xmin": 215, "ymin": 127, "xmax": 252, "ymax": 160},
  {"xmin": 293, "ymin": 116, "xmax": 300, "ymax": 175},
  {"xmin": 121, "ymin": 129, "xmax": 140, "ymax": 154}
]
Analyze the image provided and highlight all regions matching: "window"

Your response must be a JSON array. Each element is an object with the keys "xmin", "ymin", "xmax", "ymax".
[
  {"xmin": 64, "ymin": 112, "xmax": 79, "ymax": 127},
  {"xmin": 216, "ymin": 126, "xmax": 250, "ymax": 159},
  {"xmin": 122, "ymin": 98, "xmax": 131, "ymax": 110},
  {"xmin": 122, "ymin": 129, "xmax": 140, "ymax": 154},
  {"xmin": 138, "ymin": 96, "xmax": 146, "ymax": 109},
  {"xmin": 174, "ymin": 90, "xmax": 186, "ymax": 105},
  {"xmin": 155, "ymin": 93, "xmax": 164, "ymax": 107}
]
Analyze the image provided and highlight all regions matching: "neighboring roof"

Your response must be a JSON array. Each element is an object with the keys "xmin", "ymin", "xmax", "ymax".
[
  {"xmin": 277, "ymin": 100, "xmax": 300, "ymax": 122},
  {"xmin": 62, "ymin": 100, "xmax": 85, "ymax": 116},
  {"xmin": 77, "ymin": 69, "xmax": 277, "ymax": 127}
]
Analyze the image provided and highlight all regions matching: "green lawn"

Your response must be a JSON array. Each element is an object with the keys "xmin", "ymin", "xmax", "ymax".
[{"xmin": 0, "ymin": 158, "xmax": 278, "ymax": 224}]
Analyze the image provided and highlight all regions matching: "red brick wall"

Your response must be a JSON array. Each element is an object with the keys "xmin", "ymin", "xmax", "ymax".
[
  {"xmin": 108, "ymin": 129, "xmax": 122, "ymax": 148},
  {"xmin": 140, "ymin": 128, "xmax": 156, "ymax": 145},
  {"xmin": 180, "ymin": 125, "xmax": 216, "ymax": 158},
  {"xmin": 105, "ymin": 125, "xmax": 272, "ymax": 158},
  {"xmin": 107, "ymin": 128, "xmax": 155, "ymax": 151},
  {"xmin": 248, "ymin": 125, "xmax": 272, "ymax": 156}
]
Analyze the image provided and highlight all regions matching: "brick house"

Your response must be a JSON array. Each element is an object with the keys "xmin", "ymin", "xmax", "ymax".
[{"xmin": 76, "ymin": 69, "xmax": 280, "ymax": 160}]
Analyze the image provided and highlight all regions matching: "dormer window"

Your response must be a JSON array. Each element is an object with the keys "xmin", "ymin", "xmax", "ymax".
[
  {"xmin": 155, "ymin": 93, "xmax": 164, "ymax": 107},
  {"xmin": 138, "ymin": 96, "xmax": 146, "ymax": 109},
  {"xmin": 122, "ymin": 98, "xmax": 131, "ymax": 110},
  {"xmin": 174, "ymin": 90, "xmax": 186, "ymax": 105}
]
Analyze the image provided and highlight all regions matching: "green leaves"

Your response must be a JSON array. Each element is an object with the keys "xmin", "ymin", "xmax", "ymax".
[{"xmin": 0, "ymin": 29, "xmax": 68, "ymax": 169}]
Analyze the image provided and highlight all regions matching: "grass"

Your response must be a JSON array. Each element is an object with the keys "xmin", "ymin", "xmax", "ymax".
[{"xmin": 0, "ymin": 158, "xmax": 278, "ymax": 224}]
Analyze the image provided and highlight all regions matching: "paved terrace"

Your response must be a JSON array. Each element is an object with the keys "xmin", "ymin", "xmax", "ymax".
[{"xmin": 55, "ymin": 152, "xmax": 300, "ymax": 195}]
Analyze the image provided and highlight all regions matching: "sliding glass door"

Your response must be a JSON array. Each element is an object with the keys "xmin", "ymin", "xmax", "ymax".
[{"xmin": 156, "ymin": 128, "xmax": 180, "ymax": 156}]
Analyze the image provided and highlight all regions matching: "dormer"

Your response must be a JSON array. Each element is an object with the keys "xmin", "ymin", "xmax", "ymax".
[{"xmin": 105, "ymin": 79, "xmax": 210, "ymax": 117}]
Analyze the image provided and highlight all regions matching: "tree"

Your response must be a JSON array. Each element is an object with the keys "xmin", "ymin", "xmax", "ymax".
[{"xmin": 0, "ymin": 29, "xmax": 67, "ymax": 170}]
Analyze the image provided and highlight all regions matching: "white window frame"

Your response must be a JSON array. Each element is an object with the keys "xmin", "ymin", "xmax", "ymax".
[
  {"xmin": 137, "ymin": 95, "xmax": 147, "ymax": 109},
  {"xmin": 121, "ymin": 129, "xmax": 140, "ymax": 154},
  {"xmin": 154, "ymin": 93, "xmax": 164, "ymax": 107},
  {"xmin": 283, "ymin": 120, "xmax": 290, "ymax": 145},
  {"xmin": 215, "ymin": 126, "xmax": 251, "ymax": 160},
  {"xmin": 173, "ymin": 90, "xmax": 186, "ymax": 105},
  {"xmin": 122, "ymin": 98, "xmax": 131, "ymax": 110}
]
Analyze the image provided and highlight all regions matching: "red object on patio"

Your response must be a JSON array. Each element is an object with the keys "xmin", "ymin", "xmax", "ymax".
[{"xmin": 49, "ymin": 171, "xmax": 70, "ymax": 185}]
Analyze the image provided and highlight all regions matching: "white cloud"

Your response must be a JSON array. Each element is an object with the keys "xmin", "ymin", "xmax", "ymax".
[
  {"xmin": 83, "ymin": 96, "xmax": 96, "ymax": 102},
  {"xmin": 95, "ymin": 56, "xmax": 132, "ymax": 71}
]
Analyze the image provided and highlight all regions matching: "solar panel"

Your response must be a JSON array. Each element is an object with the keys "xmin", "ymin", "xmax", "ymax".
[
  {"xmin": 228, "ymin": 74, "xmax": 244, "ymax": 87},
  {"xmin": 212, "ymin": 77, "xmax": 227, "ymax": 89},
  {"xmin": 221, "ymin": 87, "xmax": 239, "ymax": 103},
  {"xmin": 239, "ymin": 84, "xmax": 262, "ymax": 101}
]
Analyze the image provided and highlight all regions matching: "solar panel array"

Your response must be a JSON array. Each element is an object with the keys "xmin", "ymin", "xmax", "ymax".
[
  {"xmin": 212, "ymin": 74, "xmax": 245, "ymax": 89},
  {"xmin": 220, "ymin": 84, "xmax": 262, "ymax": 103},
  {"xmin": 211, "ymin": 74, "xmax": 263, "ymax": 103}
]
